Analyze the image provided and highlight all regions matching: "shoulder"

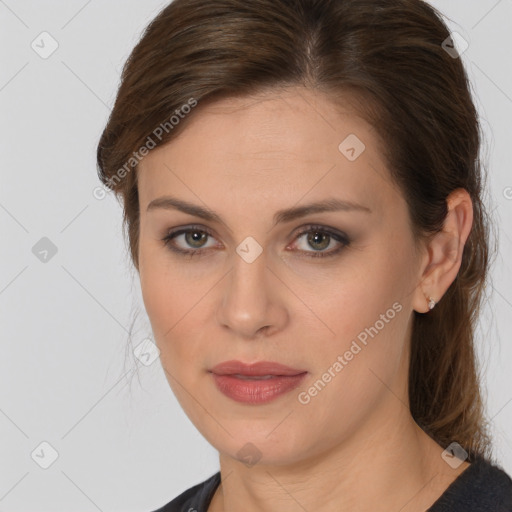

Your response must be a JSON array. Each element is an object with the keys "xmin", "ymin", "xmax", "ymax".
[
  {"xmin": 149, "ymin": 472, "xmax": 221, "ymax": 512},
  {"xmin": 428, "ymin": 454, "xmax": 512, "ymax": 511}
]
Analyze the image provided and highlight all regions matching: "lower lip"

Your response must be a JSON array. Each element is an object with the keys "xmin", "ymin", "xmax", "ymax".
[{"xmin": 211, "ymin": 373, "xmax": 307, "ymax": 404}]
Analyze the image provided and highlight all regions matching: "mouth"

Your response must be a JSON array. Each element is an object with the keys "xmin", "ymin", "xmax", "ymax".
[
  {"xmin": 209, "ymin": 360, "xmax": 308, "ymax": 404},
  {"xmin": 229, "ymin": 374, "xmax": 280, "ymax": 380},
  {"xmin": 210, "ymin": 359, "xmax": 307, "ymax": 377}
]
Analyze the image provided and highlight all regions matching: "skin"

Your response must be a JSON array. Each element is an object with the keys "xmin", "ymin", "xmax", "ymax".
[{"xmin": 137, "ymin": 86, "xmax": 473, "ymax": 512}]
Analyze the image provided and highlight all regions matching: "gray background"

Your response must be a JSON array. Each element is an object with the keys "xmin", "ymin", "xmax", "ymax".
[{"xmin": 1, "ymin": 1, "xmax": 511, "ymax": 510}]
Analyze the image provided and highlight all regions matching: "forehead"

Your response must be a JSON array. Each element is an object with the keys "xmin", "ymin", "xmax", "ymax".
[
  {"xmin": 155, "ymin": 88, "xmax": 373, "ymax": 160},
  {"xmin": 137, "ymin": 88, "xmax": 397, "ymax": 217}
]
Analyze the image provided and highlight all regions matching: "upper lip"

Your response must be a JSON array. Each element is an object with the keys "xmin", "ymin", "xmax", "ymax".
[{"xmin": 210, "ymin": 360, "xmax": 307, "ymax": 376}]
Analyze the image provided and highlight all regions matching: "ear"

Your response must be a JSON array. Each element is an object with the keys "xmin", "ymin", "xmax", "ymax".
[{"xmin": 412, "ymin": 188, "xmax": 474, "ymax": 314}]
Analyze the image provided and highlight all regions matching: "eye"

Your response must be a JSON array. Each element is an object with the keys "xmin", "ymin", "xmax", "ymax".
[
  {"xmin": 289, "ymin": 225, "xmax": 350, "ymax": 258},
  {"xmin": 161, "ymin": 225, "xmax": 218, "ymax": 257},
  {"xmin": 161, "ymin": 224, "xmax": 350, "ymax": 259}
]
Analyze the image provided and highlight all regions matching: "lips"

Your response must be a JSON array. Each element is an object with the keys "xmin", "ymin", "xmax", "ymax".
[{"xmin": 210, "ymin": 360, "xmax": 307, "ymax": 377}]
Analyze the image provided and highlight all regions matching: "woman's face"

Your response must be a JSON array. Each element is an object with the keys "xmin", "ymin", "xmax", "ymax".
[{"xmin": 137, "ymin": 87, "xmax": 426, "ymax": 466}]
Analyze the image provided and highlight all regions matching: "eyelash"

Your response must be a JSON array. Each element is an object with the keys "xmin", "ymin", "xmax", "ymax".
[{"xmin": 161, "ymin": 224, "xmax": 350, "ymax": 259}]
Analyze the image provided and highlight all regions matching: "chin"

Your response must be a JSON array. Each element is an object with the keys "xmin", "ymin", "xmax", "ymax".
[{"xmin": 200, "ymin": 420, "xmax": 314, "ymax": 467}]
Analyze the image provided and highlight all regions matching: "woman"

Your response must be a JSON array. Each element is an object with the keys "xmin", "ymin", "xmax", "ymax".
[{"xmin": 96, "ymin": 0, "xmax": 512, "ymax": 510}]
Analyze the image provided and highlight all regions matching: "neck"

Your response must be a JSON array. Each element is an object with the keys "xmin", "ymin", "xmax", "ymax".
[{"xmin": 209, "ymin": 397, "xmax": 468, "ymax": 512}]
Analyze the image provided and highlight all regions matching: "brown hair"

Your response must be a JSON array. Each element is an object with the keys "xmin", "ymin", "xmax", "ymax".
[{"xmin": 97, "ymin": 0, "xmax": 497, "ymax": 461}]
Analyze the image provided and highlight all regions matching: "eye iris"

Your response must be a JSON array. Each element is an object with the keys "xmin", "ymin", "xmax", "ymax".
[
  {"xmin": 308, "ymin": 231, "xmax": 330, "ymax": 251},
  {"xmin": 186, "ymin": 230, "xmax": 207, "ymax": 248}
]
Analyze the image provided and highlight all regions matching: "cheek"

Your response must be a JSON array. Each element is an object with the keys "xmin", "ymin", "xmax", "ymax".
[
  {"xmin": 318, "ymin": 245, "xmax": 410, "ymax": 331},
  {"xmin": 138, "ymin": 247, "xmax": 210, "ymax": 374},
  {"xmin": 296, "ymin": 272, "xmax": 410, "ymax": 441},
  {"xmin": 139, "ymin": 269, "xmax": 200, "ymax": 408},
  {"xmin": 306, "ymin": 241, "xmax": 414, "ymax": 384},
  {"xmin": 139, "ymin": 246, "xmax": 182, "ymax": 346}
]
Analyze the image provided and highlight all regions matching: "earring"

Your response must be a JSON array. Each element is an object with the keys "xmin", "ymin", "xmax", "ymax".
[{"xmin": 427, "ymin": 296, "xmax": 437, "ymax": 310}]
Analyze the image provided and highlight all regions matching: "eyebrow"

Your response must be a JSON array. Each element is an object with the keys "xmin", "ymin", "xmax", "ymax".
[{"xmin": 146, "ymin": 195, "xmax": 372, "ymax": 227}]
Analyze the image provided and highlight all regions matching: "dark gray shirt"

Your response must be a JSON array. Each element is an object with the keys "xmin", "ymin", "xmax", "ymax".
[{"xmin": 151, "ymin": 454, "xmax": 512, "ymax": 511}]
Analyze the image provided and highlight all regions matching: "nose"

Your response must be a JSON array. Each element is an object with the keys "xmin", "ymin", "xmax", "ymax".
[{"xmin": 216, "ymin": 247, "xmax": 288, "ymax": 339}]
